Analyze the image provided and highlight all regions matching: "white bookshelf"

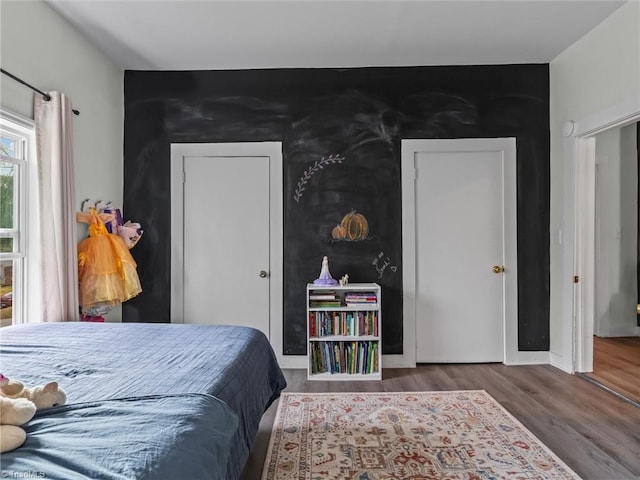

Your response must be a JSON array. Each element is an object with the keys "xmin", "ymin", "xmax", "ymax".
[{"xmin": 307, "ymin": 282, "xmax": 381, "ymax": 381}]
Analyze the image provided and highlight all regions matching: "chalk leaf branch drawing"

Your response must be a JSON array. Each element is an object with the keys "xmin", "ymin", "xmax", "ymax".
[{"xmin": 293, "ymin": 154, "xmax": 345, "ymax": 203}]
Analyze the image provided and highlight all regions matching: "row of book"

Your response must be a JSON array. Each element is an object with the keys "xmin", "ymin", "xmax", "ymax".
[
  {"xmin": 309, "ymin": 290, "xmax": 378, "ymax": 308},
  {"xmin": 308, "ymin": 311, "xmax": 378, "ymax": 337},
  {"xmin": 344, "ymin": 291, "xmax": 377, "ymax": 307},
  {"xmin": 309, "ymin": 340, "xmax": 379, "ymax": 375},
  {"xmin": 309, "ymin": 290, "xmax": 341, "ymax": 308}
]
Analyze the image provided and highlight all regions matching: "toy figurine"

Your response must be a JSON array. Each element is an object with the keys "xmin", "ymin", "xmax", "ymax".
[{"xmin": 313, "ymin": 256, "xmax": 338, "ymax": 285}]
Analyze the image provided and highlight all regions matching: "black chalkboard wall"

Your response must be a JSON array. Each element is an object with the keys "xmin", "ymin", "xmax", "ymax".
[{"xmin": 123, "ymin": 65, "xmax": 550, "ymax": 355}]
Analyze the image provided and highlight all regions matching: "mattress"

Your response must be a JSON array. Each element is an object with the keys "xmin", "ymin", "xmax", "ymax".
[
  {"xmin": 4, "ymin": 394, "xmax": 238, "ymax": 480},
  {"xmin": 0, "ymin": 322, "xmax": 287, "ymax": 479}
]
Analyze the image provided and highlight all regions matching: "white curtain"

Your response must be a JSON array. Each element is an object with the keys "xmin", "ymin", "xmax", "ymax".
[{"xmin": 33, "ymin": 92, "xmax": 79, "ymax": 322}]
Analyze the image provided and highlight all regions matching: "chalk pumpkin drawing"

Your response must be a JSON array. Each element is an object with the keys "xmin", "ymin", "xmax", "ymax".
[
  {"xmin": 293, "ymin": 154, "xmax": 344, "ymax": 203},
  {"xmin": 332, "ymin": 210, "xmax": 369, "ymax": 241},
  {"xmin": 332, "ymin": 224, "xmax": 346, "ymax": 240}
]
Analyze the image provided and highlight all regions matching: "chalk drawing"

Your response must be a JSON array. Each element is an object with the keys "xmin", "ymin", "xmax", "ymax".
[
  {"xmin": 293, "ymin": 154, "xmax": 344, "ymax": 203},
  {"xmin": 372, "ymin": 251, "xmax": 398, "ymax": 279}
]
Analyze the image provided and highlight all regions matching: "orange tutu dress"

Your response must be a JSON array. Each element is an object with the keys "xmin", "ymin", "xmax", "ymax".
[{"xmin": 77, "ymin": 208, "xmax": 142, "ymax": 315}]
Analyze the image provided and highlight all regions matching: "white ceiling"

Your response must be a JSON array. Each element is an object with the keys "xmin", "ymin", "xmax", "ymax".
[{"xmin": 45, "ymin": 0, "xmax": 627, "ymax": 71}]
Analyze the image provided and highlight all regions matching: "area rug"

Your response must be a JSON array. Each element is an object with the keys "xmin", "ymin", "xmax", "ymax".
[{"xmin": 261, "ymin": 391, "xmax": 581, "ymax": 480}]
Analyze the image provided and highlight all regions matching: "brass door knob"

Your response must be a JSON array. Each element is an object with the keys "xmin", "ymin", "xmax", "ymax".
[{"xmin": 492, "ymin": 265, "xmax": 504, "ymax": 274}]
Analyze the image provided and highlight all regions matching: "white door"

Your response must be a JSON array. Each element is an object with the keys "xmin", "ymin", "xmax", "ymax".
[
  {"xmin": 403, "ymin": 139, "xmax": 517, "ymax": 364},
  {"xmin": 170, "ymin": 143, "xmax": 283, "ymax": 341}
]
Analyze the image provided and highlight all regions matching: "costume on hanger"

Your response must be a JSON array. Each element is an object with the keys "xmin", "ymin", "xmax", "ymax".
[{"xmin": 77, "ymin": 208, "xmax": 142, "ymax": 316}]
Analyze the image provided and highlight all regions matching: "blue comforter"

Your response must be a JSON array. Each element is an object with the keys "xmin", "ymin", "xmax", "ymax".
[
  {"xmin": 3, "ymin": 394, "xmax": 238, "ymax": 480},
  {"xmin": 0, "ymin": 323, "xmax": 287, "ymax": 479}
]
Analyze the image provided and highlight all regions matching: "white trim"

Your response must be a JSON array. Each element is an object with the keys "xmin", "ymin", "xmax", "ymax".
[
  {"xmin": 567, "ymin": 95, "xmax": 640, "ymax": 373},
  {"xmin": 170, "ymin": 146, "xmax": 185, "ymax": 325},
  {"xmin": 501, "ymin": 138, "xmax": 519, "ymax": 365},
  {"xmin": 573, "ymin": 95, "xmax": 640, "ymax": 138},
  {"xmin": 383, "ymin": 354, "xmax": 415, "ymax": 368},
  {"xmin": 505, "ymin": 351, "xmax": 549, "ymax": 366},
  {"xmin": 556, "ymin": 135, "xmax": 580, "ymax": 374},
  {"xmin": 604, "ymin": 325, "xmax": 640, "ymax": 337},
  {"xmin": 0, "ymin": 107, "xmax": 35, "ymax": 325},
  {"xmin": 550, "ymin": 352, "xmax": 573, "ymax": 374},
  {"xmin": 574, "ymin": 138, "xmax": 597, "ymax": 373},
  {"xmin": 282, "ymin": 357, "xmax": 307, "ymax": 369},
  {"xmin": 170, "ymin": 142, "xmax": 288, "ymax": 367},
  {"xmin": 401, "ymin": 138, "xmax": 520, "ymax": 367},
  {"xmin": 400, "ymin": 141, "xmax": 418, "ymax": 368},
  {"xmin": 0, "ymin": 108, "xmax": 34, "ymax": 130}
]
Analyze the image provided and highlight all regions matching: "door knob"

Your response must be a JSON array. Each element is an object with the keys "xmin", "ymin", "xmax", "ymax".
[
  {"xmin": 491, "ymin": 265, "xmax": 504, "ymax": 274},
  {"xmin": 259, "ymin": 270, "xmax": 269, "ymax": 278}
]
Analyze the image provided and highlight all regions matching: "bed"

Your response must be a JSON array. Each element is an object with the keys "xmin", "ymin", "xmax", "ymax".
[{"xmin": 0, "ymin": 322, "xmax": 287, "ymax": 479}]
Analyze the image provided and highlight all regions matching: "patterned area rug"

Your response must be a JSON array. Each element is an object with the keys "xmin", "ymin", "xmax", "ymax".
[{"xmin": 261, "ymin": 391, "xmax": 581, "ymax": 480}]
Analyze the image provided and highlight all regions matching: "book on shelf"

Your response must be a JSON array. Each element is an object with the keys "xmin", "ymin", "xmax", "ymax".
[
  {"xmin": 310, "ymin": 340, "xmax": 379, "ymax": 375},
  {"xmin": 309, "ymin": 300, "xmax": 342, "ymax": 308},
  {"xmin": 309, "ymin": 292, "xmax": 338, "ymax": 300},
  {"xmin": 357, "ymin": 311, "xmax": 378, "ymax": 336},
  {"xmin": 345, "ymin": 291, "xmax": 376, "ymax": 297},
  {"xmin": 344, "ymin": 292, "xmax": 377, "ymax": 303},
  {"xmin": 309, "ymin": 311, "xmax": 357, "ymax": 337}
]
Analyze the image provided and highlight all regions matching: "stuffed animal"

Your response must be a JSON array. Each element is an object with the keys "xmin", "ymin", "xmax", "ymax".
[
  {"xmin": 0, "ymin": 374, "xmax": 67, "ymax": 453},
  {"xmin": 0, "ymin": 396, "xmax": 37, "ymax": 453},
  {"xmin": 0, "ymin": 375, "xmax": 25, "ymax": 396},
  {"xmin": 0, "ymin": 377, "xmax": 66, "ymax": 409}
]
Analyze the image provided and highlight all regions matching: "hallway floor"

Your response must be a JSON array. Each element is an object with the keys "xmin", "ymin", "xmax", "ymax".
[{"xmin": 585, "ymin": 335, "xmax": 640, "ymax": 404}]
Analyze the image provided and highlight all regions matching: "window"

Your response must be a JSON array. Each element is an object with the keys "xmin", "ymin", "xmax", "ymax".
[{"xmin": 0, "ymin": 109, "xmax": 35, "ymax": 327}]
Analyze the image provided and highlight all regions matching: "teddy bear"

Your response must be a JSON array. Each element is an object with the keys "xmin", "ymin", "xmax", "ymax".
[
  {"xmin": 0, "ymin": 374, "xmax": 67, "ymax": 453},
  {"xmin": 0, "ymin": 377, "xmax": 67, "ymax": 409},
  {"xmin": 0, "ymin": 396, "xmax": 37, "ymax": 453}
]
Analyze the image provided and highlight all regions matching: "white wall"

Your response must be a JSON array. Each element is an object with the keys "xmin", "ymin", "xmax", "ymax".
[
  {"xmin": 549, "ymin": 0, "xmax": 640, "ymax": 368},
  {"xmin": 0, "ymin": 0, "xmax": 124, "ymax": 321},
  {"xmin": 594, "ymin": 124, "xmax": 638, "ymax": 337}
]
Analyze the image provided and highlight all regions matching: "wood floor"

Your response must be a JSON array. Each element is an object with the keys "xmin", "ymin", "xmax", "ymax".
[
  {"xmin": 585, "ymin": 336, "xmax": 640, "ymax": 404},
  {"xmin": 240, "ymin": 364, "xmax": 640, "ymax": 480}
]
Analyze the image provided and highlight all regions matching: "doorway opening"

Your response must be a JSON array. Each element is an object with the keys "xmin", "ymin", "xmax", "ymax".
[{"xmin": 569, "ymin": 99, "xmax": 640, "ymax": 404}]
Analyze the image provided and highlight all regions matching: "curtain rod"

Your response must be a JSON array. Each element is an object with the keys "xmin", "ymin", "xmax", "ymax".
[{"xmin": 1, "ymin": 68, "xmax": 80, "ymax": 116}]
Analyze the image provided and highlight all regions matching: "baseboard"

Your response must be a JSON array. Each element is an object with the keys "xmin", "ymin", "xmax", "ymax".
[
  {"xmin": 598, "ymin": 326, "xmax": 640, "ymax": 337},
  {"xmin": 381, "ymin": 354, "xmax": 416, "ymax": 368},
  {"xmin": 550, "ymin": 352, "xmax": 573, "ymax": 374},
  {"xmin": 280, "ymin": 350, "xmax": 558, "ymax": 370},
  {"xmin": 504, "ymin": 350, "xmax": 549, "ymax": 366},
  {"xmin": 277, "ymin": 355, "xmax": 307, "ymax": 370},
  {"xmin": 279, "ymin": 352, "xmax": 552, "ymax": 370}
]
